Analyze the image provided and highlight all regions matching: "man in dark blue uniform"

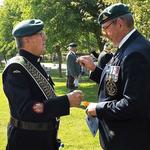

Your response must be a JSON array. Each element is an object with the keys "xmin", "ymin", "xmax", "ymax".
[
  {"xmin": 2, "ymin": 19, "xmax": 83, "ymax": 150},
  {"xmin": 77, "ymin": 3, "xmax": 150, "ymax": 150}
]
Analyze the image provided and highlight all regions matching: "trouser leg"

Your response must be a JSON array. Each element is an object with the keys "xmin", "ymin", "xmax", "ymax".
[{"xmin": 66, "ymin": 75, "xmax": 77, "ymax": 92}]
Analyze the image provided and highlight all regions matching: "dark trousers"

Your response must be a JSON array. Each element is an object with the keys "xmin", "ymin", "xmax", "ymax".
[
  {"xmin": 66, "ymin": 75, "xmax": 77, "ymax": 92},
  {"xmin": 6, "ymin": 124, "xmax": 59, "ymax": 150}
]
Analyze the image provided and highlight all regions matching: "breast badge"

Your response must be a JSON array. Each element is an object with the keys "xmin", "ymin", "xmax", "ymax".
[{"xmin": 106, "ymin": 79, "xmax": 117, "ymax": 96}]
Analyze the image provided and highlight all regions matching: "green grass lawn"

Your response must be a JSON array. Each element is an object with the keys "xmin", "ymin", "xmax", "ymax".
[{"xmin": 0, "ymin": 69, "xmax": 102, "ymax": 150}]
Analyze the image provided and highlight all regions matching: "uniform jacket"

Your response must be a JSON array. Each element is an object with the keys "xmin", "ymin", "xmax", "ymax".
[
  {"xmin": 66, "ymin": 51, "xmax": 80, "ymax": 77},
  {"xmin": 2, "ymin": 49, "xmax": 70, "ymax": 123},
  {"xmin": 90, "ymin": 31, "xmax": 150, "ymax": 150}
]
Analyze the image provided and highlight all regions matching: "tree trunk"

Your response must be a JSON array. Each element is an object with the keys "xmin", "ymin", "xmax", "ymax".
[{"xmin": 55, "ymin": 45, "xmax": 62, "ymax": 77}]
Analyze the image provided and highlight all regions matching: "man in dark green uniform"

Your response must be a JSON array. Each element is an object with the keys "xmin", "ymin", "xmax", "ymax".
[{"xmin": 2, "ymin": 19, "xmax": 83, "ymax": 150}]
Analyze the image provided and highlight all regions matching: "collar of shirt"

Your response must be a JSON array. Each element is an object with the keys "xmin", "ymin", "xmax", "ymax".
[
  {"xmin": 19, "ymin": 49, "xmax": 42, "ymax": 63},
  {"xmin": 119, "ymin": 28, "xmax": 136, "ymax": 49}
]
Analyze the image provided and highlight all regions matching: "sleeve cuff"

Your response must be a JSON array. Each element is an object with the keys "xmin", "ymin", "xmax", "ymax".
[{"xmin": 96, "ymin": 102, "xmax": 108, "ymax": 119}]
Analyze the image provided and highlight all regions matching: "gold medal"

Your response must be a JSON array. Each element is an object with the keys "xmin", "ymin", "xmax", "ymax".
[{"xmin": 106, "ymin": 79, "xmax": 117, "ymax": 96}]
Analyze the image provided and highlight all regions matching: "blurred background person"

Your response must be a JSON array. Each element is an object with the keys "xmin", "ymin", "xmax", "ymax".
[
  {"xmin": 66, "ymin": 42, "xmax": 81, "ymax": 92},
  {"xmin": 97, "ymin": 43, "xmax": 113, "ymax": 69}
]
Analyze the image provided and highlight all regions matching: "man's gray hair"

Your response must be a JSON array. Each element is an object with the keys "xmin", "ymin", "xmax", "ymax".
[
  {"xmin": 15, "ymin": 37, "xmax": 24, "ymax": 49},
  {"xmin": 119, "ymin": 13, "xmax": 134, "ymax": 28}
]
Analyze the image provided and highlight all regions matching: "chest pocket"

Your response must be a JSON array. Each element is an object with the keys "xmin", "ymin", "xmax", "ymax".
[{"xmin": 105, "ymin": 65, "xmax": 120, "ymax": 97}]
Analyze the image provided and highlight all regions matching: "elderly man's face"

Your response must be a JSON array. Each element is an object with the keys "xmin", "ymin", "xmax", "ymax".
[
  {"xmin": 101, "ymin": 18, "xmax": 122, "ymax": 47},
  {"xmin": 27, "ymin": 31, "xmax": 47, "ymax": 56},
  {"xmin": 32, "ymin": 31, "xmax": 46, "ymax": 55}
]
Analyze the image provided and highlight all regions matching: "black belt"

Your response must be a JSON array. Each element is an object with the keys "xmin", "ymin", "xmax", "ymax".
[{"xmin": 10, "ymin": 117, "xmax": 59, "ymax": 131}]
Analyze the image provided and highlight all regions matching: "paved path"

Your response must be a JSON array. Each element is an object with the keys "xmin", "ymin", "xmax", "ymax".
[{"xmin": 41, "ymin": 63, "xmax": 66, "ymax": 70}]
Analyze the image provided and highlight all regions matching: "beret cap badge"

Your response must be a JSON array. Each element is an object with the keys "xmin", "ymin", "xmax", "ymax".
[{"xmin": 102, "ymin": 13, "xmax": 109, "ymax": 21}]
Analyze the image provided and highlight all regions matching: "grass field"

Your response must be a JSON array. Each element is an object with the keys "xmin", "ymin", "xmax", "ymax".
[{"xmin": 0, "ymin": 68, "xmax": 102, "ymax": 150}]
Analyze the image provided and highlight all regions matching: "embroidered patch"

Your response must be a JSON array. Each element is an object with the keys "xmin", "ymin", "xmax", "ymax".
[
  {"xmin": 106, "ymin": 79, "xmax": 117, "ymax": 96},
  {"xmin": 12, "ymin": 70, "xmax": 21, "ymax": 74}
]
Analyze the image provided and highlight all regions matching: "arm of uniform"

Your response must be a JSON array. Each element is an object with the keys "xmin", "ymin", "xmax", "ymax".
[
  {"xmin": 44, "ymin": 96, "xmax": 70, "ymax": 117},
  {"xmin": 3, "ymin": 64, "xmax": 70, "ymax": 121},
  {"xmin": 89, "ymin": 66, "xmax": 103, "ymax": 84},
  {"xmin": 96, "ymin": 52, "xmax": 150, "ymax": 120}
]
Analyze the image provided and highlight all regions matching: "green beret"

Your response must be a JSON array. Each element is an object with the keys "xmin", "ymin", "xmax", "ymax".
[
  {"xmin": 98, "ymin": 3, "xmax": 131, "ymax": 25},
  {"xmin": 12, "ymin": 19, "xmax": 44, "ymax": 37},
  {"xmin": 68, "ymin": 42, "xmax": 77, "ymax": 47}
]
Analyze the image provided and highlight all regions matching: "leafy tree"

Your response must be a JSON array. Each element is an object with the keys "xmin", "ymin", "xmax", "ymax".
[
  {"xmin": 0, "ymin": 0, "xmax": 23, "ymax": 61},
  {"xmin": 59, "ymin": 0, "xmax": 108, "ymax": 51},
  {"xmin": 1, "ymin": 0, "xmax": 149, "ymax": 76},
  {"xmin": 24, "ymin": 0, "xmax": 107, "ymax": 76}
]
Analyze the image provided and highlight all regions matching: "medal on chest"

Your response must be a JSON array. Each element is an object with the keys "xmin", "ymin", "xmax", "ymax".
[{"xmin": 105, "ymin": 66, "xmax": 120, "ymax": 96}]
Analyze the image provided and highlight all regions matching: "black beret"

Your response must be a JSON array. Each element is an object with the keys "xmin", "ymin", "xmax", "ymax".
[
  {"xmin": 68, "ymin": 42, "xmax": 77, "ymax": 47},
  {"xmin": 12, "ymin": 19, "xmax": 44, "ymax": 37},
  {"xmin": 98, "ymin": 3, "xmax": 131, "ymax": 25}
]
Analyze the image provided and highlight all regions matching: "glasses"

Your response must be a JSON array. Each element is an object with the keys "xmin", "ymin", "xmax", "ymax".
[{"xmin": 102, "ymin": 20, "xmax": 115, "ymax": 30}]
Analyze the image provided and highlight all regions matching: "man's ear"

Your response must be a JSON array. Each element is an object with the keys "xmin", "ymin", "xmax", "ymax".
[{"xmin": 117, "ymin": 18, "xmax": 125, "ymax": 29}]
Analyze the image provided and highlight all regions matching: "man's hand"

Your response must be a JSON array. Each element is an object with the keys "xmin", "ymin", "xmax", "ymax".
[
  {"xmin": 77, "ymin": 55, "xmax": 96, "ymax": 72},
  {"xmin": 32, "ymin": 102, "xmax": 44, "ymax": 113},
  {"xmin": 67, "ymin": 90, "xmax": 84, "ymax": 107},
  {"xmin": 86, "ymin": 102, "xmax": 97, "ymax": 117}
]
